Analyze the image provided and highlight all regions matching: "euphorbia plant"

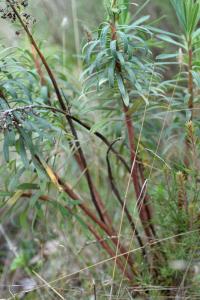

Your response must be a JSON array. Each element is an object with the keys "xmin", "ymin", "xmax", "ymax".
[
  {"xmin": 82, "ymin": 0, "xmax": 158, "ymax": 239},
  {"xmin": 0, "ymin": 0, "xmax": 148, "ymax": 283}
]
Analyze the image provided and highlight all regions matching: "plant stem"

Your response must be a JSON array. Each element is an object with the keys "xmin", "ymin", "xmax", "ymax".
[
  {"xmin": 106, "ymin": 140, "xmax": 147, "ymax": 258},
  {"xmin": 123, "ymin": 105, "xmax": 141, "ymax": 197},
  {"xmin": 87, "ymin": 223, "xmax": 133, "ymax": 281},
  {"xmin": 66, "ymin": 114, "xmax": 109, "ymax": 223},
  {"xmin": 109, "ymin": 17, "xmax": 155, "ymax": 240},
  {"xmin": 188, "ymin": 37, "xmax": 194, "ymax": 120},
  {"xmin": 123, "ymin": 104, "xmax": 154, "ymax": 239},
  {"xmin": 184, "ymin": 37, "xmax": 194, "ymax": 167},
  {"xmin": 111, "ymin": 0, "xmax": 117, "ymax": 8}
]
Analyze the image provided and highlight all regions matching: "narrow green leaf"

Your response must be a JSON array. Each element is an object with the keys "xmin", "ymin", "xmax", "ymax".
[
  {"xmin": 130, "ymin": 15, "xmax": 150, "ymax": 27},
  {"xmin": 100, "ymin": 25, "xmax": 110, "ymax": 47},
  {"xmin": 157, "ymin": 34, "xmax": 184, "ymax": 48},
  {"xmin": 116, "ymin": 51, "xmax": 125, "ymax": 65},
  {"xmin": 156, "ymin": 53, "xmax": 178, "ymax": 60},
  {"xmin": 110, "ymin": 40, "xmax": 117, "ymax": 58},
  {"xmin": 17, "ymin": 183, "xmax": 39, "ymax": 190},
  {"xmin": 108, "ymin": 61, "xmax": 115, "ymax": 87},
  {"xmin": 16, "ymin": 136, "xmax": 29, "ymax": 168},
  {"xmin": 116, "ymin": 73, "xmax": 129, "ymax": 106},
  {"xmin": 117, "ymin": 31, "xmax": 129, "ymax": 53},
  {"xmin": 86, "ymin": 40, "xmax": 99, "ymax": 64}
]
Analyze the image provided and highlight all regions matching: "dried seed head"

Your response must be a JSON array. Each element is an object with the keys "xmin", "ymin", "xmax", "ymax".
[
  {"xmin": 176, "ymin": 171, "xmax": 186, "ymax": 185},
  {"xmin": 186, "ymin": 120, "xmax": 195, "ymax": 144},
  {"xmin": 21, "ymin": 0, "xmax": 28, "ymax": 7},
  {"xmin": 176, "ymin": 171, "xmax": 187, "ymax": 210},
  {"xmin": 0, "ymin": 0, "xmax": 35, "ymax": 27}
]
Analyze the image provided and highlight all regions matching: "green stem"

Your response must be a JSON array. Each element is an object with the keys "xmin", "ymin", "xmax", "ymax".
[
  {"xmin": 111, "ymin": 0, "xmax": 117, "ymax": 7},
  {"xmin": 188, "ymin": 37, "xmax": 194, "ymax": 120}
]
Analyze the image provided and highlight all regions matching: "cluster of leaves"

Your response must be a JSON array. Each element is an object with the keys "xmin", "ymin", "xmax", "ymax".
[
  {"xmin": 171, "ymin": 0, "xmax": 200, "ymax": 40},
  {"xmin": 82, "ymin": 3, "xmax": 160, "ymax": 107}
]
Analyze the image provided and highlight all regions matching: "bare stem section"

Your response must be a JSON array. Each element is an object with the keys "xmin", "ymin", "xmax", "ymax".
[{"xmin": 123, "ymin": 105, "xmax": 155, "ymax": 240}]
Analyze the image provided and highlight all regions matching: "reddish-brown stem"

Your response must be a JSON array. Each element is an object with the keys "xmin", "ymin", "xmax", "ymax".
[
  {"xmin": 138, "ymin": 159, "xmax": 154, "ymax": 230},
  {"xmin": 87, "ymin": 223, "xmax": 133, "ymax": 281},
  {"xmin": 79, "ymin": 203, "xmax": 136, "ymax": 271},
  {"xmin": 123, "ymin": 105, "xmax": 154, "ymax": 239},
  {"xmin": 123, "ymin": 105, "xmax": 141, "ymax": 197},
  {"xmin": 73, "ymin": 151, "xmax": 113, "ymax": 229},
  {"xmin": 106, "ymin": 141, "xmax": 147, "ymax": 258},
  {"xmin": 66, "ymin": 115, "xmax": 109, "ymax": 223},
  {"xmin": 31, "ymin": 45, "xmax": 46, "ymax": 87},
  {"xmin": 111, "ymin": 22, "xmax": 117, "ymax": 40},
  {"xmin": 109, "ymin": 18, "xmax": 154, "ymax": 239},
  {"xmin": 31, "ymin": 46, "xmax": 55, "ymax": 107}
]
